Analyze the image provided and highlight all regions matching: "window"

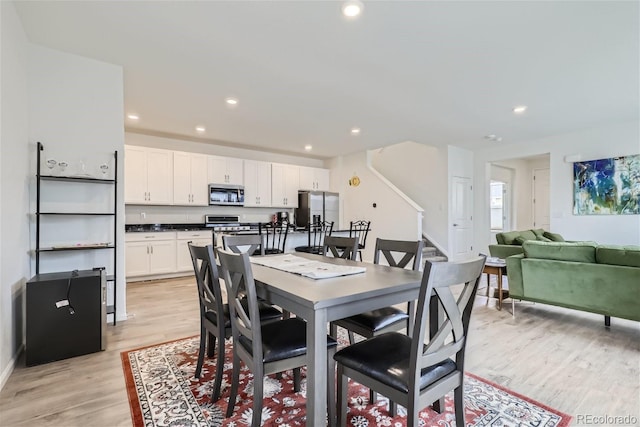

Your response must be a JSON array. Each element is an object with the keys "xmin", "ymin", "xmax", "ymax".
[{"xmin": 490, "ymin": 181, "xmax": 506, "ymax": 231}]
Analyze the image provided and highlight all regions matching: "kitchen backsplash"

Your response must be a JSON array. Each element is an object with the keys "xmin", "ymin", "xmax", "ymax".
[{"xmin": 125, "ymin": 205, "xmax": 294, "ymax": 225}]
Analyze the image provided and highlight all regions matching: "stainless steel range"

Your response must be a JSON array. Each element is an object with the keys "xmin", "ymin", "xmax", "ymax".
[{"xmin": 204, "ymin": 215, "xmax": 253, "ymax": 233}]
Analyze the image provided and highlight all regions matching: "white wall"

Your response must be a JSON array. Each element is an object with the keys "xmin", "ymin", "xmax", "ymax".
[
  {"xmin": 327, "ymin": 151, "xmax": 423, "ymax": 262},
  {"xmin": 28, "ymin": 45, "xmax": 126, "ymax": 321},
  {"xmin": 0, "ymin": 1, "xmax": 30, "ymax": 390},
  {"xmin": 473, "ymin": 120, "xmax": 640, "ymax": 254},
  {"xmin": 371, "ymin": 141, "xmax": 448, "ymax": 250}
]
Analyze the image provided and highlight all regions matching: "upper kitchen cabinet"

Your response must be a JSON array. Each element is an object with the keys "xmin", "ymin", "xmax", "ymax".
[
  {"xmin": 299, "ymin": 166, "xmax": 330, "ymax": 191},
  {"xmin": 124, "ymin": 146, "xmax": 173, "ymax": 205},
  {"xmin": 271, "ymin": 163, "xmax": 299, "ymax": 208},
  {"xmin": 208, "ymin": 155, "xmax": 243, "ymax": 185},
  {"xmin": 244, "ymin": 160, "xmax": 272, "ymax": 207},
  {"xmin": 173, "ymin": 151, "xmax": 208, "ymax": 206}
]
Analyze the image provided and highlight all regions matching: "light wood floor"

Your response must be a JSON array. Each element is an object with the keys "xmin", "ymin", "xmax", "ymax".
[{"xmin": 0, "ymin": 275, "xmax": 638, "ymax": 426}]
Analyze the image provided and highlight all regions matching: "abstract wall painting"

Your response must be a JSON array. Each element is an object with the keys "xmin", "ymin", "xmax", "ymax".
[{"xmin": 573, "ymin": 154, "xmax": 640, "ymax": 215}]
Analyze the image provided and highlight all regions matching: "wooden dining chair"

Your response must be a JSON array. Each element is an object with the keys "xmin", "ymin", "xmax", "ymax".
[
  {"xmin": 323, "ymin": 235, "xmax": 358, "ymax": 261},
  {"xmin": 217, "ymin": 249, "xmax": 338, "ymax": 427},
  {"xmin": 332, "ymin": 238, "xmax": 424, "ymax": 343},
  {"xmin": 334, "ymin": 255, "xmax": 486, "ymax": 427},
  {"xmin": 222, "ymin": 234, "xmax": 265, "ymax": 256},
  {"xmin": 259, "ymin": 221, "xmax": 291, "ymax": 254},
  {"xmin": 349, "ymin": 220, "xmax": 371, "ymax": 261},
  {"xmin": 187, "ymin": 243, "xmax": 281, "ymax": 402}
]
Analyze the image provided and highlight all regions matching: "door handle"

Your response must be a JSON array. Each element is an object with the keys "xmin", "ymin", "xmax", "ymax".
[{"xmin": 453, "ymin": 223, "xmax": 459, "ymax": 226}]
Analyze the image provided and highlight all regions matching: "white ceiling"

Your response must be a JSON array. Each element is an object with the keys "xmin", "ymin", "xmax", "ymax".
[{"xmin": 14, "ymin": 1, "xmax": 639, "ymax": 159}]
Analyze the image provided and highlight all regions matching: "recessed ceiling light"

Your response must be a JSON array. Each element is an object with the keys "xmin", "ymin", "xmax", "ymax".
[
  {"xmin": 195, "ymin": 126, "xmax": 206, "ymax": 133},
  {"xmin": 351, "ymin": 128, "xmax": 361, "ymax": 135},
  {"xmin": 225, "ymin": 97, "xmax": 238, "ymax": 106},
  {"xmin": 127, "ymin": 114, "xmax": 139, "ymax": 120},
  {"xmin": 304, "ymin": 145, "xmax": 313, "ymax": 151},
  {"xmin": 484, "ymin": 134, "xmax": 503, "ymax": 142},
  {"xmin": 342, "ymin": 0, "xmax": 363, "ymax": 17},
  {"xmin": 513, "ymin": 105, "xmax": 528, "ymax": 114}
]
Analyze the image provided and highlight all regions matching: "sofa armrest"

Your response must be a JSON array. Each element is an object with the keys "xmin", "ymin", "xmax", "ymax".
[
  {"xmin": 506, "ymin": 254, "xmax": 524, "ymax": 298},
  {"xmin": 489, "ymin": 244, "xmax": 524, "ymax": 259}
]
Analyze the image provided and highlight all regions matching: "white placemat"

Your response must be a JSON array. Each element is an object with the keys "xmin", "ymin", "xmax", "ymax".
[{"xmin": 250, "ymin": 253, "xmax": 366, "ymax": 279}]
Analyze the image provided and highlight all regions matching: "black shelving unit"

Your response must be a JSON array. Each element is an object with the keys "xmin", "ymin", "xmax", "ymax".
[{"xmin": 35, "ymin": 142, "xmax": 119, "ymax": 324}]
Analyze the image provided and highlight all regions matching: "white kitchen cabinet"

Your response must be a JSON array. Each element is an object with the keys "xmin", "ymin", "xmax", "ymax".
[
  {"xmin": 208, "ymin": 155, "xmax": 244, "ymax": 185},
  {"xmin": 125, "ymin": 232, "xmax": 177, "ymax": 277},
  {"xmin": 176, "ymin": 231, "xmax": 214, "ymax": 272},
  {"xmin": 173, "ymin": 151, "xmax": 208, "ymax": 206},
  {"xmin": 244, "ymin": 160, "xmax": 272, "ymax": 207},
  {"xmin": 125, "ymin": 146, "xmax": 173, "ymax": 205},
  {"xmin": 299, "ymin": 166, "xmax": 330, "ymax": 191},
  {"xmin": 272, "ymin": 163, "xmax": 299, "ymax": 207}
]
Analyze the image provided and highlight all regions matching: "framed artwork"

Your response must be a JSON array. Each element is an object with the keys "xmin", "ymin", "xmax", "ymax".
[{"xmin": 573, "ymin": 154, "xmax": 640, "ymax": 215}]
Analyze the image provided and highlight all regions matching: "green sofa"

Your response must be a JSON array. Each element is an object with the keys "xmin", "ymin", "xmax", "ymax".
[
  {"xmin": 489, "ymin": 229, "xmax": 565, "ymax": 259},
  {"xmin": 506, "ymin": 241, "xmax": 640, "ymax": 325}
]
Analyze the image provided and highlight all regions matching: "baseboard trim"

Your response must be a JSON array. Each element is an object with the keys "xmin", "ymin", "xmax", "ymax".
[{"xmin": 0, "ymin": 343, "xmax": 23, "ymax": 391}]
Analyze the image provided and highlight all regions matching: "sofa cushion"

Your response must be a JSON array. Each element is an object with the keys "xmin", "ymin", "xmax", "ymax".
[
  {"xmin": 523, "ymin": 241, "xmax": 597, "ymax": 263},
  {"xmin": 532, "ymin": 229, "xmax": 546, "ymax": 238},
  {"xmin": 514, "ymin": 236, "xmax": 527, "ymax": 245},
  {"xmin": 500, "ymin": 231, "xmax": 521, "ymax": 245},
  {"xmin": 536, "ymin": 235, "xmax": 552, "ymax": 242},
  {"xmin": 543, "ymin": 231, "xmax": 565, "ymax": 242},
  {"xmin": 520, "ymin": 230, "xmax": 537, "ymax": 242},
  {"xmin": 596, "ymin": 245, "xmax": 640, "ymax": 268}
]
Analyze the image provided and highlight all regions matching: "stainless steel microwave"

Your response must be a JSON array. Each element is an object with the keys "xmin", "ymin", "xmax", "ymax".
[{"xmin": 209, "ymin": 184, "xmax": 245, "ymax": 206}]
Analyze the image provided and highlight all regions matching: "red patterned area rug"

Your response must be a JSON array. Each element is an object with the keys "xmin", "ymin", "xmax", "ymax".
[{"xmin": 121, "ymin": 336, "xmax": 571, "ymax": 427}]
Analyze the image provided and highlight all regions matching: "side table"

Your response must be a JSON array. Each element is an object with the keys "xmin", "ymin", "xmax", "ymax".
[{"xmin": 483, "ymin": 259, "xmax": 508, "ymax": 310}]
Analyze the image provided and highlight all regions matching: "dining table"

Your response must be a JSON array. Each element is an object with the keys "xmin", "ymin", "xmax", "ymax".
[{"xmin": 249, "ymin": 252, "xmax": 424, "ymax": 426}]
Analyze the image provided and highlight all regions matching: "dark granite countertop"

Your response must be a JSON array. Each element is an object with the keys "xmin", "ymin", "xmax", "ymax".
[{"xmin": 125, "ymin": 223, "xmax": 211, "ymax": 232}]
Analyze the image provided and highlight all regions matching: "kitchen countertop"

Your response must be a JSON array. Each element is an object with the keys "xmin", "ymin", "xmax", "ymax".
[
  {"xmin": 125, "ymin": 223, "xmax": 351, "ymax": 234},
  {"xmin": 125, "ymin": 223, "xmax": 212, "ymax": 232}
]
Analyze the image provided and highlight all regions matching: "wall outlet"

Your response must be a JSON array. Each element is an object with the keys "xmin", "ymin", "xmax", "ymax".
[{"xmin": 141, "ymin": 212, "xmax": 146, "ymax": 220}]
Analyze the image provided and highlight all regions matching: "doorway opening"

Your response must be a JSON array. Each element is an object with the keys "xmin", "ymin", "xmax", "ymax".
[{"xmin": 490, "ymin": 180, "xmax": 508, "ymax": 232}]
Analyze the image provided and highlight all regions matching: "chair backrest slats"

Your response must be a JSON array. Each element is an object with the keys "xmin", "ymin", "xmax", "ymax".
[
  {"xmin": 223, "ymin": 234, "xmax": 265, "ymax": 256},
  {"xmin": 218, "ymin": 249, "xmax": 263, "ymax": 360},
  {"xmin": 188, "ymin": 243, "xmax": 225, "ymax": 328},
  {"xmin": 408, "ymin": 255, "xmax": 486, "ymax": 393},
  {"xmin": 260, "ymin": 221, "xmax": 291, "ymax": 254},
  {"xmin": 373, "ymin": 238, "xmax": 423, "ymax": 270},
  {"xmin": 309, "ymin": 220, "xmax": 333, "ymax": 249},
  {"xmin": 323, "ymin": 236, "xmax": 358, "ymax": 260},
  {"xmin": 349, "ymin": 220, "xmax": 371, "ymax": 249}
]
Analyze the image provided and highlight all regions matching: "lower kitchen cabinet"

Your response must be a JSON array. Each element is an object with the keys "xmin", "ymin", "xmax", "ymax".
[
  {"xmin": 176, "ymin": 231, "xmax": 214, "ymax": 272},
  {"xmin": 125, "ymin": 232, "xmax": 177, "ymax": 277}
]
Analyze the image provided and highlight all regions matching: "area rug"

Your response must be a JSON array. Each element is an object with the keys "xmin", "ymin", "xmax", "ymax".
[{"xmin": 121, "ymin": 336, "xmax": 571, "ymax": 427}]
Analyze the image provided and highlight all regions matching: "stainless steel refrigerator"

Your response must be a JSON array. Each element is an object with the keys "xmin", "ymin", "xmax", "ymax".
[{"xmin": 296, "ymin": 191, "xmax": 339, "ymax": 229}]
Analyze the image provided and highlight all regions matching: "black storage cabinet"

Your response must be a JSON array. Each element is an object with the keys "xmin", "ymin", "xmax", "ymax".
[{"xmin": 26, "ymin": 269, "xmax": 106, "ymax": 366}]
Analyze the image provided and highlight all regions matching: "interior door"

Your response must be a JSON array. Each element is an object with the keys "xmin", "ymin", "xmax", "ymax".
[
  {"xmin": 533, "ymin": 168, "xmax": 550, "ymax": 230},
  {"xmin": 451, "ymin": 176, "xmax": 473, "ymax": 260}
]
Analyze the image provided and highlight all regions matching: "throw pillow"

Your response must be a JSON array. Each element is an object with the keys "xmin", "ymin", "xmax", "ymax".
[
  {"xmin": 536, "ymin": 235, "xmax": 552, "ymax": 242},
  {"xmin": 543, "ymin": 231, "xmax": 565, "ymax": 242},
  {"xmin": 514, "ymin": 236, "xmax": 529, "ymax": 245},
  {"xmin": 500, "ymin": 231, "xmax": 521, "ymax": 245},
  {"xmin": 532, "ymin": 229, "xmax": 546, "ymax": 238}
]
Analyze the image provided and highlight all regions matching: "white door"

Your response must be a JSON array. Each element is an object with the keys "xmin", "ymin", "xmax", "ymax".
[
  {"xmin": 149, "ymin": 240, "xmax": 177, "ymax": 274},
  {"xmin": 173, "ymin": 151, "xmax": 191, "ymax": 205},
  {"xmin": 533, "ymin": 168, "xmax": 550, "ymax": 230},
  {"xmin": 146, "ymin": 149, "xmax": 173, "ymax": 204},
  {"xmin": 124, "ymin": 146, "xmax": 148, "ymax": 204},
  {"xmin": 125, "ymin": 241, "xmax": 150, "ymax": 277},
  {"xmin": 451, "ymin": 176, "xmax": 473, "ymax": 260},
  {"xmin": 190, "ymin": 154, "xmax": 209, "ymax": 205}
]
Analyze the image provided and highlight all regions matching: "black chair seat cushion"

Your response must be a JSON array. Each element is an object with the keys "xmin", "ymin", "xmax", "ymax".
[
  {"xmin": 334, "ymin": 333, "xmax": 456, "ymax": 393},
  {"xmin": 206, "ymin": 300, "xmax": 282, "ymax": 328},
  {"xmin": 294, "ymin": 245, "xmax": 323, "ymax": 255},
  {"xmin": 239, "ymin": 318, "xmax": 337, "ymax": 363},
  {"xmin": 264, "ymin": 248, "xmax": 283, "ymax": 255},
  {"xmin": 336, "ymin": 307, "xmax": 409, "ymax": 332}
]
